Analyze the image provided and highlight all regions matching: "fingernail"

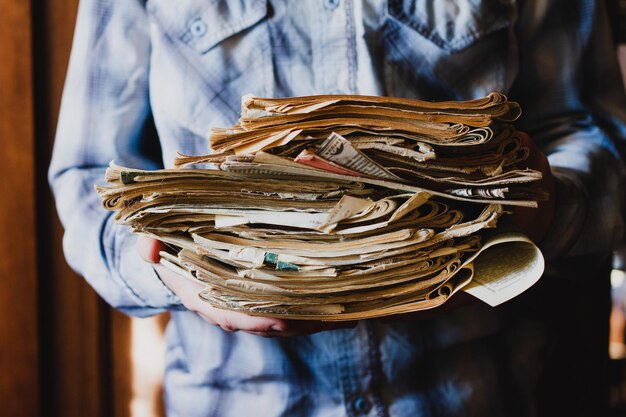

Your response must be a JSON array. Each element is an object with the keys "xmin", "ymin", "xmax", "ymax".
[{"xmin": 271, "ymin": 324, "xmax": 285, "ymax": 332}]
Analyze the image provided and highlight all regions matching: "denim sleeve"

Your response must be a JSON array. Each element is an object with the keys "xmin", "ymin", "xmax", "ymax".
[
  {"xmin": 513, "ymin": 0, "xmax": 626, "ymax": 259},
  {"xmin": 48, "ymin": 0, "xmax": 182, "ymax": 316}
]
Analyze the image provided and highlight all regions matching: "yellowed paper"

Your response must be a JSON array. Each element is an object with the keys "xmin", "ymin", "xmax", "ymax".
[{"xmin": 462, "ymin": 232, "xmax": 544, "ymax": 306}]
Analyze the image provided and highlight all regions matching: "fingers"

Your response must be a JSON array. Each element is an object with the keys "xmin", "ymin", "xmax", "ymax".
[
  {"xmin": 202, "ymin": 309, "xmax": 287, "ymax": 335},
  {"xmin": 137, "ymin": 235, "xmax": 166, "ymax": 263},
  {"xmin": 144, "ymin": 241, "xmax": 360, "ymax": 337},
  {"xmin": 153, "ymin": 263, "xmax": 204, "ymax": 296},
  {"xmin": 153, "ymin": 263, "xmax": 290, "ymax": 335},
  {"xmin": 246, "ymin": 320, "xmax": 357, "ymax": 338},
  {"xmin": 198, "ymin": 305, "xmax": 357, "ymax": 337}
]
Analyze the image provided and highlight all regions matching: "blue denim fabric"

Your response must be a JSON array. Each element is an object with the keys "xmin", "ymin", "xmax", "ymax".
[{"xmin": 49, "ymin": 0, "xmax": 626, "ymax": 415}]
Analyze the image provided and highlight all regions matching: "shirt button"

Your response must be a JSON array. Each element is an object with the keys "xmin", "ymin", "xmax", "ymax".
[
  {"xmin": 353, "ymin": 397, "xmax": 372, "ymax": 414},
  {"xmin": 324, "ymin": 0, "xmax": 340, "ymax": 10},
  {"xmin": 190, "ymin": 18, "xmax": 208, "ymax": 37}
]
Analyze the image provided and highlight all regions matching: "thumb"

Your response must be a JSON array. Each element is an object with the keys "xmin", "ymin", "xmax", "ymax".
[{"xmin": 137, "ymin": 235, "xmax": 166, "ymax": 264}]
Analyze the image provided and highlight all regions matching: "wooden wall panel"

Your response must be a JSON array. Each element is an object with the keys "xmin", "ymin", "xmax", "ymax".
[
  {"xmin": 35, "ymin": 1, "xmax": 167, "ymax": 416},
  {"xmin": 0, "ymin": 1, "xmax": 39, "ymax": 416},
  {"xmin": 34, "ymin": 1, "xmax": 113, "ymax": 416}
]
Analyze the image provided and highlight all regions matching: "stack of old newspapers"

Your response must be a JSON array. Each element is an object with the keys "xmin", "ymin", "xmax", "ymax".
[{"xmin": 97, "ymin": 93, "xmax": 546, "ymax": 320}]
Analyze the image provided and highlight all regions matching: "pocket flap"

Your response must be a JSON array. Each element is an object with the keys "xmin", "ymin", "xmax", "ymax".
[
  {"xmin": 148, "ymin": 0, "xmax": 268, "ymax": 54},
  {"xmin": 387, "ymin": 0, "xmax": 511, "ymax": 53}
]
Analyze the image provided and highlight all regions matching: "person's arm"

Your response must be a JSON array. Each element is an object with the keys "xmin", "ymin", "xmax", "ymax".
[
  {"xmin": 49, "ymin": 0, "xmax": 354, "ymax": 334},
  {"xmin": 49, "ymin": 0, "xmax": 181, "ymax": 316},
  {"xmin": 511, "ymin": 0, "xmax": 626, "ymax": 259}
]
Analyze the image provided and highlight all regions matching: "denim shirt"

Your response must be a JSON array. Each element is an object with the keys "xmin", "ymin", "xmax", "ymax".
[{"xmin": 49, "ymin": 1, "xmax": 626, "ymax": 416}]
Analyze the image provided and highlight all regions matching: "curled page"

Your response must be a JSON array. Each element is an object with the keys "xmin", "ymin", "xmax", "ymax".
[{"xmin": 462, "ymin": 232, "xmax": 544, "ymax": 306}]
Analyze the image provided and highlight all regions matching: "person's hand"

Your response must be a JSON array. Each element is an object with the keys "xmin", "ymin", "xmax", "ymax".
[
  {"xmin": 382, "ymin": 132, "xmax": 555, "ymax": 323},
  {"xmin": 511, "ymin": 131, "xmax": 556, "ymax": 243},
  {"xmin": 137, "ymin": 236, "xmax": 356, "ymax": 337}
]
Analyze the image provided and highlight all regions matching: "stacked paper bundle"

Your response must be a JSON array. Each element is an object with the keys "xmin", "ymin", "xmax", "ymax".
[{"xmin": 97, "ymin": 93, "xmax": 546, "ymax": 320}]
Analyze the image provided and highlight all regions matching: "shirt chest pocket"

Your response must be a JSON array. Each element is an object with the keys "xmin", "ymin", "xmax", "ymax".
[
  {"xmin": 383, "ymin": 0, "xmax": 515, "ymax": 100},
  {"xmin": 147, "ymin": 0, "xmax": 273, "ymax": 139}
]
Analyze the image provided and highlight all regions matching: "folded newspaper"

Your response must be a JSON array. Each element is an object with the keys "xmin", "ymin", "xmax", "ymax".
[{"xmin": 97, "ymin": 93, "xmax": 545, "ymax": 320}]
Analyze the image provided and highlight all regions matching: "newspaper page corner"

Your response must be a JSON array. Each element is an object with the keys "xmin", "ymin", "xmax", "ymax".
[{"xmin": 462, "ymin": 232, "xmax": 544, "ymax": 307}]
